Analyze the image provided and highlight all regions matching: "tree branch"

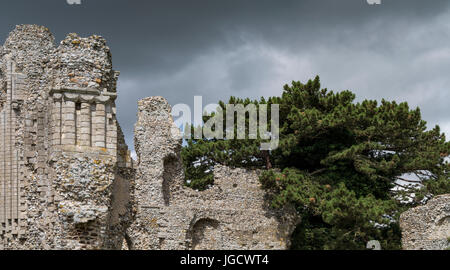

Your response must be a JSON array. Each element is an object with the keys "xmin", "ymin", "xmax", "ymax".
[
  {"xmin": 310, "ymin": 168, "xmax": 327, "ymax": 176},
  {"xmin": 393, "ymin": 182, "xmax": 416, "ymax": 190},
  {"xmin": 396, "ymin": 177, "xmax": 422, "ymax": 183}
]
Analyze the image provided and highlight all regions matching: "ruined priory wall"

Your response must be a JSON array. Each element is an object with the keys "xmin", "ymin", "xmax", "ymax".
[
  {"xmin": 128, "ymin": 97, "xmax": 299, "ymax": 250},
  {"xmin": 0, "ymin": 25, "xmax": 55, "ymax": 249}
]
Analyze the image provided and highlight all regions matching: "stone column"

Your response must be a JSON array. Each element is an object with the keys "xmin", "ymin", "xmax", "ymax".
[
  {"xmin": 106, "ymin": 103, "xmax": 117, "ymax": 153},
  {"xmin": 0, "ymin": 111, "xmax": 5, "ymax": 232},
  {"xmin": 4, "ymin": 61, "xmax": 12, "ymax": 237},
  {"xmin": 79, "ymin": 103, "xmax": 92, "ymax": 147},
  {"xmin": 10, "ymin": 106, "xmax": 18, "ymax": 224},
  {"xmin": 61, "ymin": 100, "xmax": 76, "ymax": 146},
  {"xmin": 93, "ymin": 103, "xmax": 106, "ymax": 148}
]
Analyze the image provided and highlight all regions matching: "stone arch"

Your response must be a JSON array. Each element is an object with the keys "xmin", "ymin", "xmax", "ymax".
[
  {"xmin": 436, "ymin": 216, "xmax": 450, "ymax": 226},
  {"xmin": 434, "ymin": 216, "xmax": 450, "ymax": 239},
  {"xmin": 189, "ymin": 218, "xmax": 221, "ymax": 250}
]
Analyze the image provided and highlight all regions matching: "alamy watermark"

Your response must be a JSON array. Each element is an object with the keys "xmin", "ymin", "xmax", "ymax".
[
  {"xmin": 367, "ymin": 0, "xmax": 382, "ymax": 5},
  {"xmin": 66, "ymin": 0, "xmax": 81, "ymax": 4},
  {"xmin": 172, "ymin": 96, "xmax": 279, "ymax": 151}
]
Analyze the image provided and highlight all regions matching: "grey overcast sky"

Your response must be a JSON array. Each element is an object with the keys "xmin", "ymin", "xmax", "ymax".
[{"xmin": 1, "ymin": 0, "xmax": 449, "ymax": 152}]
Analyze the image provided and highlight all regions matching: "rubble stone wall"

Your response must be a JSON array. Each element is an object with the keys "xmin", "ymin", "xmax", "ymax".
[
  {"xmin": 127, "ymin": 97, "xmax": 299, "ymax": 250},
  {"xmin": 400, "ymin": 194, "xmax": 450, "ymax": 250}
]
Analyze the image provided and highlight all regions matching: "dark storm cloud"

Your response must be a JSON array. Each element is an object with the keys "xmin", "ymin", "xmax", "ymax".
[{"xmin": 1, "ymin": 0, "xmax": 450, "ymax": 152}]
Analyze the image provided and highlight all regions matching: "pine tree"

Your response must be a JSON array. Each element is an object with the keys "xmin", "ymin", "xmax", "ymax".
[{"xmin": 181, "ymin": 76, "xmax": 450, "ymax": 249}]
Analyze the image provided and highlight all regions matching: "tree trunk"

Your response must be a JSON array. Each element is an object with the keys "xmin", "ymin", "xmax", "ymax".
[{"xmin": 262, "ymin": 150, "xmax": 273, "ymax": 170}]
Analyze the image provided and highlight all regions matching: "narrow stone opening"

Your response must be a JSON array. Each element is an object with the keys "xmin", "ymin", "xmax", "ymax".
[
  {"xmin": 75, "ymin": 102, "xmax": 81, "ymax": 145},
  {"xmin": 162, "ymin": 156, "xmax": 177, "ymax": 206}
]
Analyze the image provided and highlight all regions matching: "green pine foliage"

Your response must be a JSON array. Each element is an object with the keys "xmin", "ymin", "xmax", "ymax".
[
  {"xmin": 182, "ymin": 97, "xmax": 273, "ymax": 190},
  {"xmin": 181, "ymin": 76, "xmax": 450, "ymax": 249}
]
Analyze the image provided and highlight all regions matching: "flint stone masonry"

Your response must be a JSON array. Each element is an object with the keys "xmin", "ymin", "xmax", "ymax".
[
  {"xmin": 127, "ymin": 97, "xmax": 300, "ymax": 250},
  {"xmin": 400, "ymin": 194, "xmax": 450, "ymax": 250},
  {"xmin": 0, "ymin": 25, "xmax": 299, "ymax": 250}
]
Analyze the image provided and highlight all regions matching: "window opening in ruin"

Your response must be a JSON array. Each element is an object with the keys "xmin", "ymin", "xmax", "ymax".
[
  {"xmin": 162, "ymin": 156, "xmax": 177, "ymax": 206},
  {"xmin": 90, "ymin": 104, "xmax": 96, "ymax": 147},
  {"xmin": 75, "ymin": 103, "xmax": 80, "ymax": 146}
]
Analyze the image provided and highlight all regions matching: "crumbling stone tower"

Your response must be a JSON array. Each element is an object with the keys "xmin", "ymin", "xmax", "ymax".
[{"xmin": 0, "ymin": 25, "xmax": 132, "ymax": 250}]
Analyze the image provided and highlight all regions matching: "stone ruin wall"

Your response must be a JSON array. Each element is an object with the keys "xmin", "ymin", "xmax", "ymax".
[
  {"xmin": 400, "ymin": 194, "xmax": 450, "ymax": 250},
  {"xmin": 0, "ymin": 25, "xmax": 298, "ymax": 250},
  {"xmin": 126, "ymin": 97, "xmax": 299, "ymax": 250},
  {"xmin": 0, "ymin": 25, "xmax": 55, "ymax": 247}
]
